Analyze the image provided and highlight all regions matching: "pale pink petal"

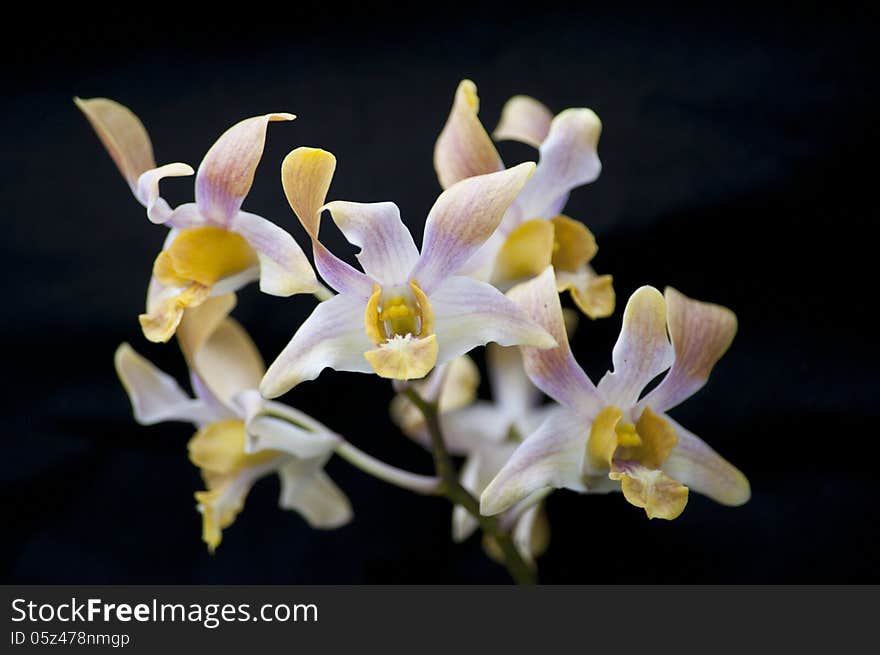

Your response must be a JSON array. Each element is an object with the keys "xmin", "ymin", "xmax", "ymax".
[
  {"xmin": 639, "ymin": 287, "xmax": 738, "ymax": 414},
  {"xmin": 412, "ymin": 163, "xmax": 535, "ymax": 294},
  {"xmin": 229, "ymin": 210, "xmax": 318, "ymax": 297},
  {"xmin": 513, "ymin": 108, "xmax": 602, "ymax": 221},
  {"xmin": 597, "ymin": 286, "xmax": 674, "ymax": 409},
  {"xmin": 164, "ymin": 202, "xmax": 208, "ymax": 229},
  {"xmin": 260, "ymin": 293, "xmax": 374, "ymax": 398},
  {"xmin": 506, "ymin": 267, "xmax": 604, "ymax": 418},
  {"xmin": 433, "ymin": 79, "xmax": 504, "ymax": 189},
  {"xmin": 114, "ymin": 343, "xmax": 216, "ymax": 426},
  {"xmin": 195, "ymin": 113, "xmax": 295, "ymax": 225},
  {"xmin": 662, "ymin": 416, "xmax": 750, "ymax": 507},
  {"xmin": 134, "ymin": 163, "xmax": 196, "ymax": 224},
  {"xmin": 323, "ymin": 201, "xmax": 420, "ymax": 285},
  {"xmin": 429, "ymin": 275, "xmax": 556, "ymax": 367},
  {"xmin": 278, "ymin": 462, "xmax": 353, "ymax": 529},
  {"xmin": 480, "ymin": 406, "xmax": 587, "ymax": 516},
  {"xmin": 493, "ymin": 95, "xmax": 554, "ymax": 148}
]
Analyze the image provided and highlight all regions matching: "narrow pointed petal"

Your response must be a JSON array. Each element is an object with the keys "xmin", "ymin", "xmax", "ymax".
[
  {"xmin": 662, "ymin": 416, "xmax": 750, "ymax": 506},
  {"xmin": 487, "ymin": 344, "xmax": 543, "ymax": 418},
  {"xmin": 433, "ymin": 79, "xmax": 504, "ymax": 189},
  {"xmin": 247, "ymin": 415, "xmax": 340, "ymax": 459},
  {"xmin": 136, "ymin": 163, "xmax": 196, "ymax": 223},
  {"xmin": 597, "ymin": 286, "xmax": 674, "ymax": 408},
  {"xmin": 114, "ymin": 343, "xmax": 215, "ymax": 425},
  {"xmin": 193, "ymin": 319, "xmax": 265, "ymax": 406},
  {"xmin": 261, "ymin": 293, "xmax": 374, "ymax": 398},
  {"xmin": 506, "ymin": 267, "xmax": 604, "ymax": 418},
  {"xmin": 639, "ymin": 287, "xmax": 738, "ymax": 414},
  {"xmin": 412, "ymin": 163, "xmax": 536, "ymax": 294},
  {"xmin": 195, "ymin": 112, "xmax": 295, "ymax": 224},
  {"xmin": 279, "ymin": 463, "xmax": 353, "ymax": 529},
  {"xmin": 513, "ymin": 108, "xmax": 602, "ymax": 221},
  {"xmin": 493, "ymin": 95, "xmax": 554, "ymax": 148},
  {"xmin": 75, "ymin": 97, "xmax": 156, "ymax": 191},
  {"xmin": 281, "ymin": 147, "xmax": 374, "ymax": 299},
  {"xmin": 323, "ymin": 201, "xmax": 419, "ymax": 284},
  {"xmin": 480, "ymin": 406, "xmax": 587, "ymax": 516},
  {"xmin": 430, "ymin": 275, "xmax": 556, "ymax": 367},
  {"xmin": 229, "ymin": 210, "xmax": 318, "ymax": 296}
]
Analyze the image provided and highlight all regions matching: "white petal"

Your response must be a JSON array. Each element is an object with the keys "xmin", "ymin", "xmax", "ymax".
[
  {"xmin": 114, "ymin": 343, "xmax": 216, "ymax": 426},
  {"xmin": 493, "ymin": 95, "xmax": 554, "ymax": 148},
  {"xmin": 279, "ymin": 462, "xmax": 353, "ymax": 529},
  {"xmin": 430, "ymin": 275, "xmax": 556, "ymax": 366},
  {"xmin": 480, "ymin": 406, "xmax": 587, "ymax": 516},
  {"xmin": 487, "ymin": 344, "xmax": 542, "ymax": 419},
  {"xmin": 323, "ymin": 201, "xmax": 420, "ymax": 285},
  {"xmin": 246, "ymin": 415, "xmax": 340, "ymax": 459},
  {"xmin": 260, "ymin": 293, "xmax": 373, "ymax": 398},
  {"xmin": 230, "ymin": 210, "xmax": 318, "ymax": 296},
  {"xmin": 452, "ymin": 454, "xmax": 482, "ymax": 543},
  {"xmin": 135, "ymin": 163, "xmax": 196, "ymax": 224}
]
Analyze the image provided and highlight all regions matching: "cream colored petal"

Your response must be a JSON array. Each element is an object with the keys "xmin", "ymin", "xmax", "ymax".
[
  {"xmin": 114, "ymin": 343, "xmax": 216, "ymax": 426},
  {"xmin": 490, "ymin": 218, "xmax": 555, "ymax": 288},
  {"xmin": 662, "ymin": 416, "xmax": 750, "ymax": 507},
  {"xmin": 247, "ymin": 415, "xmax": 340, "ymax": 460},
  {"xmin": 278, "ymin": 462, "xmax": 353, "ymax": 529},
  {"xmin": 609, "ymin": 464, "xmax": 689, "ymax": 520},
  {"xmin": 511, "ymin": 503, "xmax": 550, "ymax": 564},
  {"xmin": 487, "ymin": 344, "xmax": 543, "ymax": 419},
  {"xmin": 75, "ymin": 97, "xmax": 156, "ymax": 191},
  {"xmin": 493, "ymin": 95, "xmax": 554, "ymax": 148},
  {"xmin": 135, "ymin": 163, "xmax": 196, "ymax": 224},
  {"xmin": 413, "ymin": 163, "xmax": 536, "ymax": 294},
  {"xmin": 195, "ymin": 112, "xmax": 295, "ymax": 224},
  {"xmin": 434, "ymin": 79, "xmax": 504, "ymax": 189},
  {"xmin": 506, "ymin": 267, "xmax": 604, "ymax": 418},
  {"xmin": 597, "ymin": 286, "xmax": 673, "ymax": 408},
  {"xmin": 554, "ymin": 265, "xmax": 615, "ymax": 319},
  {"xmin": 639, "ymin": 287, "xmax": 738, "ymax": 414},
  {"xmin": 365, "ymin": 334, "xmax": 439, "ymax": 380}
]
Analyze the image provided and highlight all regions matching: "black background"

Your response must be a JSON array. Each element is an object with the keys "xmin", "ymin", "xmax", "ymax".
[{"xmin": 2, "ymin": 3, "xmax": 876, "ymax": 583}]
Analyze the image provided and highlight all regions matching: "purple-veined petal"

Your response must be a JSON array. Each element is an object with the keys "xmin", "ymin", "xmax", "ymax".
[
  {"xmin": 513, "ymin": 108, "xmax": 602, "ymax": 221},
  {"xmin": 597, "ymin": 286, "xmax": 674, "ymax": 409},
  {"xmin": 278, "ymin": 461, "xmax": 353, "ymax": 529},
  {"xmin": 487, "ymin": 344, "xmax": 543, "ymax": 418},
  {"xmin": 662, "ymin": 416, "xmax": 750, "ymax": 507},
  {"xmin": 114, "ymin": 343, "xmax": 217, "ymax": 426},
  {"xmin": 281, "ymin": 147, "xmax": 374, "ymax": 299},
  {"xmin": 506, "ymin": 267, "xmax": 604, "ymax": 418},
  {"xmin": 260, "ymin": 293, "xmax": 374, "ymax": 398},
  {"xmin": 75, "ymin": 97, "xmax": 156, "ymax": 192},
  {"xmin": 195, "ymin": 113, "xmax": 295, "ymax": 225},
  {"xmin": 429, "ymin": 275, "xmax": 556, "ymax": 366},
  {"xmin": 434, "ymin": 79, "xmax": 504, "ymax": 189},
  {"xmin": 638, "ymin": 287, "xmax": 738, "ymax": 414},
  {"xmin": 493, "ymin": 95, "xmax": 554, "ymax": 148},
  {"xmin": 229, "ymin": 210, "xmax": 318, "ymax": 296},
  {"xmin": 323, "ymin": 200, "xmax": 420, "ymax": 285},
  {"xmin": 480, "ymin": 405, "xmax": 587, "ymax": 516},
  {"xmin": 412, "ymin": 163, "xmax": 536, "ymax": 294}
]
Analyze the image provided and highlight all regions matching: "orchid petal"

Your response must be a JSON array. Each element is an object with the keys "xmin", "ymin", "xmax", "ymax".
[
  {"xmin": 278, "ymin": 463, "xmax": 353, "ymax": 529},
  {"xmin": 114, "ymin": 343, "xmax": 215, "ymax": 426},
  {"xmin": 228, "ymin": 210, "xmax": 318, "ymax": 296},
  {"xmin": 513, "ymin": 108, "xmax": 602, "ymax": 221},
  {"xmin": 246, "ymin": 415, "xmax": 340, "ymax": 460},
  {"xmin": 439, "ymin": 402, "xmax": 515, "ymax": 453},
  {"xmin": 195, "ymin": 112, "xmax": 295, "ymax": 225},
  {"xmin": 75, "ymin": 97, "xmax": 156, "ymax": 192},
  {"xmin": 662, "ymin": 416, "xmax": 750, "ymax": 506},
  {"xmin": 136, "ymin": 163, "xmax": 196, "ymax": 224},
  {"xmin": 511, "ymin": 503, "xmax": 550, "ymax": 564},
  {"xmin": 433, "ymin": 79, "xmax": 504, "ymax": 189},
  {"xmin": 430, "ymin": 275, "xmax": 556, "ymax": 366},
  {"xmin": 506, "ymin": 267, "xmax": 604, "ymax": 418},
  {"xmin": 639, "ymin": 287, "xmax": 738, "ymax": 414},
  {"xmin": 281, "ymin": 147, "xmax": 374, "ymax": 299},
  {"xmin": 554, "ymin": 266, "xmax": 615, "ymax": 319},
  {"xmin": 193, "ymin": 319, "xmax": 265, "ymax": 408},
  {"xmin": 412, "ymin": 163, "xmax": 536, "ymax": 294},
  {"xmin": 261, "ymin": 293, "xmax": 374, "ymax": 398},
  {"xmin": 322, "ymin": 201, "xmax": 420, "ymax": 285},
  {"xmin": 491, "ymin": 218, "xmax": 556, "ymax": 287},
  {"xmin": 480, "ymin": 406, "xmax": 587, "ymax": 516},
  {"xmin": 609, "ymin": 463, "xmax": 689, "ymax": 520},
  {"xmin": 487, "ymin": 344, "xmax": 542, "ymax": 418},
  {"xmin": 493, "ymin": 95, "xmax": 554, "ymax": 148},
  {"xmin": 453, "ymin": 454, "xmax": 482, "ymax": 543},
  {"xmin": 364, "ymin": 334, "xmax": 438, "ymax": 380},
  {"xmin": 597, "ymin": 286, "xmax": 674, "ymax": 408}
]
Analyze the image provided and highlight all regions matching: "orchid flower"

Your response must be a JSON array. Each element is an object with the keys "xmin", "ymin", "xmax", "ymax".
[
  {"xmin": 259, "ymin": 148, "xmax": 557, "ymax": 396},
  {"xmin": 114, "ymin": 294, "xmax": 351, "ymax": 552},
  {"xmin": 393, "ymin": 346, "xmax": 554, "ymax": 564},
  {"xmin": 76, "ymin": 98, "xmax": 318, "ymax": 343},
  {"xmin": 481, "ymin": 268, "xmax": 750, "ymax": 521},
  {"xmin": 434, "ymin": 80, "xmax": 614, "ymax": 318}
]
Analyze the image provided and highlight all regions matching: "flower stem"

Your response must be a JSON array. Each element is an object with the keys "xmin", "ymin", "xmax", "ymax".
[
  {"xmin": 403, "ymin": 388, "xmax": 537, "ymax": 585},
  {"xmin": 312, "ymin": 282, "xmax": 334, "ymax": 302},
  {"xmin": 335, "ymin": 441, "xmax": 442, "ymax": 496}
]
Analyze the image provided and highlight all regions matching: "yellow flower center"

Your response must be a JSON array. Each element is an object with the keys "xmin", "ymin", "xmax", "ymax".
[{"xmin": 587, "ymin": 406, "xmax": 688, "ymax": 520}]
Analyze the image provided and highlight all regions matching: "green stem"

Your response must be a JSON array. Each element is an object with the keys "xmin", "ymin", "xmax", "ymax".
[
  {"xmin": 335, "ymin": 441, "xmax": 442, "ymax": 496},
  {"xmin": 403, "ymin": 388, "xmax": 536, "ymax": 585},
  {"xmin": 312, "ymin": 282, "xmax": 334, "ymax": 302}
]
